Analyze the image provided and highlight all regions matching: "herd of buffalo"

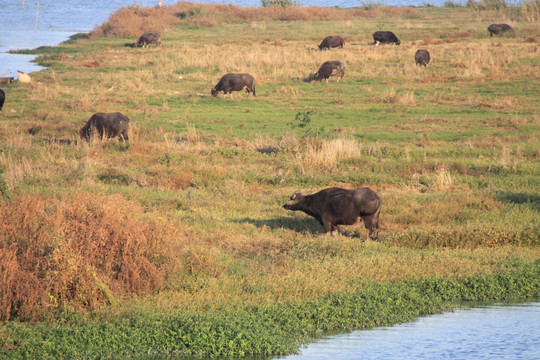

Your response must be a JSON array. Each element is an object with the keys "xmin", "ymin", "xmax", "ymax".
[{"xmin": 0, "ymin": 21, "xmax": 515, "ymax": 240}]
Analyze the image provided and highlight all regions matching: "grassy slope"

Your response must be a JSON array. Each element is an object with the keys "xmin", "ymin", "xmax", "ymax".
[{"xmin": 0, "ymin": 5, "xmax": 539, "ymax": 358}]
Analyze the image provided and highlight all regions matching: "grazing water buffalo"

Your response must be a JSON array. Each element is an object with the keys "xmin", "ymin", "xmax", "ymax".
[
  {"xmin": 134, "ymin": 32, "xmax": 161, "ymax": 47},
  {"xmin": 488, "ymin": 24, "xmax": 513, "ymax": 37},
  {"xmin": 283, "ymin": 187, "xmax": 381, "ymax": 240},
  {"xmin": 415, "ymin": 49, "xmax": 431, "ymax": 66},
  {"xmin": 318, "ymin": 35, "xmax": 345, "ymax": 50},
  {"xmin": 313, "ymin": 61, "xmax": 345, "ymax": 83},
  {"xmin": 80, "ymin": 112, "xmax": 130, "ymax": 142},
  {"xmin": 211, "ymin": 73, "xmax": 256, "ymax": 98},
  {"xmin": 0, "ymin": 89, "xmax": 4, "ymax": 111},
  {"xmin": 372, "ymin": 31, "xmax": 401, "ymax": 45}
]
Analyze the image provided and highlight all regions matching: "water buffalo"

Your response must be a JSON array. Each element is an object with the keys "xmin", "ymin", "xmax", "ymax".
[
  {"xmin": 313, "ymin": 61, "xmax": 345, "ymax": 83},
  {"xmin": 134, "ymin": 32, "xmax": 161, "ymax": 47},
  {"xmin": 211, "ymin": 73, "xmax": 256, "ymax": 98},
  {"xmin": 415, "ymin": 49, "xmax": 430, "ymax": 66},
  {"xmin": 318, "ymin": 35, "xmax": 345, "ymax": 50},
  {"xmin": 0, "ymin": 89, "xmax": 4, "ymax": 111},
  {"xmin": 488, "ymin": 24, "xmax": 513, "ymax": 37},
  {"xmin": 283, "ymin": 187, "xmax": 381, "ymax": 240},
  {"xmin": 80, "ymin": 112, "xmax": 130, "ymax": 142},
  {"xmin": 373, "ymin": 31, "xmax": 401, "ymax": 45}
]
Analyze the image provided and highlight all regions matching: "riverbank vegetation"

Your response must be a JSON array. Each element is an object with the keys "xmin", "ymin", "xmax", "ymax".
[{"xmin": 1, "ymin": 2, "xmax": 539, "ymax": 358}]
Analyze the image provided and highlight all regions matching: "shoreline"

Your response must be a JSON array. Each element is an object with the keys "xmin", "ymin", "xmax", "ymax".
[{"xmin": 3, "ymin": 269, "xmax": 539, "ymax": 358}]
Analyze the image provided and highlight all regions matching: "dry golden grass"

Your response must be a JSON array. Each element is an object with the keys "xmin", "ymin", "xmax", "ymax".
[{"xmin": 295, "ymin": 137, "xmax": 362, "ymax": 168}]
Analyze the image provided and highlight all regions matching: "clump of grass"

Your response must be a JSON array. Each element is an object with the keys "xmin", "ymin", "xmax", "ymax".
[
  {"xmin": 0, "ymin": 166, "xmax": 10, "ymax": 199},
  {"xmin": 261, "ymin": 0, "xmax": 299, "ymax": 7},
  {"xmin": 443, "ymin": 0, "xmax": 463, "ymax": 7},
  {"xmin": 297, "ymin": 138, "xmax": 363, "ymax": 168}
]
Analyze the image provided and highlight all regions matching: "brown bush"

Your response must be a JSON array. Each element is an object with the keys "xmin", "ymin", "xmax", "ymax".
[{"xmin": 0, "ymin": 192, "xmax": 175, "ymax": 320}]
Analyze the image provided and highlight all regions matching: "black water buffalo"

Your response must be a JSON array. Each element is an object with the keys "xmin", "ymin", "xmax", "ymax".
[
  {"xmin": 80, "ymin": 112, "xmax": 130, "ymax": 142},
  {"xmin": 372, "ymin": 31, "xmax": 401, "ymax": 45},
  {"xmin": 415, "ymin": 49, "xmax": 430, "ymax": 66},
  {"xmin": 318, "ymin": 35, "xmax": 345, "ymax": 50},
  {"xmin": 313, "ymin": 61, "xmax": 345, "ymax": 82},
  {"xmin": 211, "ymin": 73, "xmax": 256, "ymax": 98},
  {"xmin": 283, "ymin": 187, "xmax": 381, "ymax": 240},
  {"xmin": 0, "ymin": 89, "xmax": 4, "ymax": 111},
  {"xmin": 134, "ymin": 32, "xmax": 161, "ymax": 47},
  {"xmin": 488, "ymin": 24, "xmax": 513, "ymax": 37}
]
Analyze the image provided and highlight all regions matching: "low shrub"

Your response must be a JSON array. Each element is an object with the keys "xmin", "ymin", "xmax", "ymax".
[{"xmin": 0, "ymin": 192, "xmax": 176, "ymax": 321}]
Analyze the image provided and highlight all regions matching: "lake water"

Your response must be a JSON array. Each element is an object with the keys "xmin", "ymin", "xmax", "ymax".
[
  {"xmin": 1, "ymin": 0, "xmax": 459, "ymax": 79},
  {"xmin": 278, "ymin": 301, "xmax": 540, "ymax": 359}
]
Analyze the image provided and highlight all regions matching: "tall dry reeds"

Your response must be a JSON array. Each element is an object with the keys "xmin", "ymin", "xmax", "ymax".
[
  {"xmin": 295, "ymin": 138, "xmax": 362, "ymax": 168},
  {"xmin": 466, "ymin": 0, "xmax": 540, "ymax": 22},
  {"xmin": 0, "ymin": 192, "xmax": 177, "ymax": 320}
]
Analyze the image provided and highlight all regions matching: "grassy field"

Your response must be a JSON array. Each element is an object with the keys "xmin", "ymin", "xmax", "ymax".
[{"xmin": 0, "ymin": 2, "xmax": 539, "ymax": 358}]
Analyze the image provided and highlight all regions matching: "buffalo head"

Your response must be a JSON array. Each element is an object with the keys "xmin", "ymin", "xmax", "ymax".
[{"xmin": 283, "ymin": 193, "xmax": 305, "ymax": 210}]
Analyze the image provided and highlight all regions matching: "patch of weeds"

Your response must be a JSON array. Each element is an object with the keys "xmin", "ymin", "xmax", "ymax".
[
  {"xmin": 0, "ymin": 166, "xmax": 10, "ymax": 199},
  {"xmin": 288, "ymin": 110, "xmax": 325, "ymax": 138},
  {"xmin": 157, "ymin": 154, "xmax": 183, "ymax": 168},
  {"xmin": 177, "ymin": 7, "xmax": 202, "ymax": 19}
]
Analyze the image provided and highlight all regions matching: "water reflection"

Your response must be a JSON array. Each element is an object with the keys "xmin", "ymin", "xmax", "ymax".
[{"xmin": 278, "ymin": 302, "xmax": 540, "ymax": 360}]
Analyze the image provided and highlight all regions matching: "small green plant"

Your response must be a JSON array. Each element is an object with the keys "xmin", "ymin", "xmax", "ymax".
[
  {"xmin": 0, "ymin": 166, "xmax": 9, "ymax": 199},
  {"xmin": 376, "ymin": 22, "xmax": 387, "ymax": 31},
  {"xmin": 261, "ymin": 0, "xmax": 299, "ymax": 7},
  {"xmin": 157, "ymin": 153, "xmax": 182, "ymax": 167},
  {"xmin": 443, "ymin": 0, "xmax": 463, "ymax": 7},
  {"xmin": 288, "ymin": 110, "xmax": 324, "ymax": 138},
  {"xmin": 361, "ymin": 1, "xmax": 384, "ymax": 10},
  {"xmin": 177, "ymin": 7, "xmax": 202, "ymax": 19}
]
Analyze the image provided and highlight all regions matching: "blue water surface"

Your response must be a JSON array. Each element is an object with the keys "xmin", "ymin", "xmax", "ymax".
[{"xmin": 278, "ymin": 302, "xmax": 540, "ymax": 360}]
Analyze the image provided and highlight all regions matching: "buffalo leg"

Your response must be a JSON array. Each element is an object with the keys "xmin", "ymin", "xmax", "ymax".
[
  {"xmin": 321, "ymin": 219, "xmax": 333, "ymax": 235},
  {"xmin": 362, "ymin": 215, "xmax": 374, "ymax": 241},
  {"xmin": 363, "ymin": 210, "xmax": 380, "ymax": 241}
]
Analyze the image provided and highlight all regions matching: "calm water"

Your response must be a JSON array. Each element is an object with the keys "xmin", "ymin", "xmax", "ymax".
[
  {"xmin": 278, "ymin": 302, "xmax": 540, "ymax": 359},
  {"xmin": 0, "ymin": 0, "xmax": 160, "ymax": 77},
  {"xmin": 1, "ymin": 0, "xmax": 459, "ymax": 78}
]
